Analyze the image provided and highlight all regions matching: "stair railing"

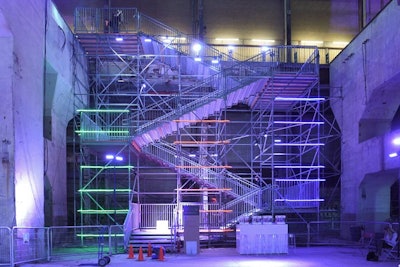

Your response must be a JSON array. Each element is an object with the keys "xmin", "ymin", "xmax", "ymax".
[
  {"xmin": 132, "ymin": 53, "xmax": 273, "ymax": 137},
  {"xmin": 143, "ymin": 140, "xmax": 259, "ymax": 201}
]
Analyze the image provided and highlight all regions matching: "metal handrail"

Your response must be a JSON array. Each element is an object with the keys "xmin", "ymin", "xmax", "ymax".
[
  {"xmin": 132, "ymin": 53, "xmax": 274, "ymax": 137},
  {"xmin": 132, "ymin": 46, "xmax": 318, "ymax": 142},
  {"xmin": 143, "ymin": 140, "xmax": 258, "ymax": 199},
  {"xmin": 74, "ymin": 7, "xmax": 340, "ymax": 63}
]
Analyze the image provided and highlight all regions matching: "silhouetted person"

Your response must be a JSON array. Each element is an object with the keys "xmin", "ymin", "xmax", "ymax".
[
  {"xmin": 376, "ymin": 224, "xmax": 398, "ymax": 256},
  {"xmin": 110, "ymin": 10, "xmax": 122, "ymax": 33}
]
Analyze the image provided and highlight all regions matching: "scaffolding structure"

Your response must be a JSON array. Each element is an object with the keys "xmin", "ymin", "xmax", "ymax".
[{"xmin": 71, "ymin": 7, "xmax": 340, "ymax": 234}]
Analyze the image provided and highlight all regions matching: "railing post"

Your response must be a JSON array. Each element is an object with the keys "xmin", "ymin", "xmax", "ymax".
[
  {"xmin": 108, "ymin": 226, "xmax": 112, "ymax": 256},
  {"xmin": 307, "ymin": 222, "xmax": 310, "ymax": 247},
  {"xmin": 47, "ymin": 227, "xmax": 51, "ymax": 261},
  {"xmin": 9, "ymin": 227, "xmax": 13, "ymax": 267},
  {"xmin": 136, "ymin": 9, "xmax": 140, "ymax": 33}
]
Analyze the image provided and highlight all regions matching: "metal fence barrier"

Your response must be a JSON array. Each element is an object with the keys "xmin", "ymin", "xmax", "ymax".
[
  {"xmin": 12, "ymin": 227, "xmax": 49, "ymax": 266},
  {"xmin": 0, "ymin": 221, "xmax": 398, "ymax": 264},
  {"xmin": 50, "ymin": 225, "xmax": 111, "ymax": 260},
  {"xmin": 288, "ymin": 221, "xmax": 400, "ymax": 247},
  {"xmin": 0, "ymin": 227, "xmax": 11, "ymax": 267}
]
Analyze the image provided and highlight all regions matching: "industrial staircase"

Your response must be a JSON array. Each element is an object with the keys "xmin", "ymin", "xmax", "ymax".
[{"xmin": 74, "ymin": 7, "xmax": 323, "ymax": 238}]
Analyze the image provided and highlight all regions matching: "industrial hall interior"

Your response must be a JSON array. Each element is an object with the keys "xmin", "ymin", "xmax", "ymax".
[{"xmin": 1, "ymin": 0, "xmax": 400, "ymax": 265}]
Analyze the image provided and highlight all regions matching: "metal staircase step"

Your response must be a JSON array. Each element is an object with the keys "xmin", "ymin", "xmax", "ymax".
[{"xmin": 128, "ymin": 230, "xmax": 175, "ymax": 251}]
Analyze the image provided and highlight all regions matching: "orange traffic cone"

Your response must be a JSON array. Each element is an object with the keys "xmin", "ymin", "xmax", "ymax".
[
  {"xmin": 158, "ymin": 246, "xmax": 165, "ymax": 261},
  {"xmin": 127, "ymin": 244, "xmax": 135, "ymax": 259},
  {"xmin": 137, "ymin": 246, "xmax": 145, "ymax": 261},
  {"xmin": 147, "ymin": 243, "xmax": 152, "ymax": 257}
]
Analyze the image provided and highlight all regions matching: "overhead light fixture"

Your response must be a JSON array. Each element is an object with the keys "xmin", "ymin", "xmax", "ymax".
[
  {"xmin": 274, "ymin": 143, "xmax": 324, "ymax": 146},
  {"xmin": 194, "ymin": 57, "xmax": 202, "ymax": 62},
  {"xmin": 392, "ymin": 137, "xmax": 400, "ymax": 145},
  {"xmin": 215, "ymin": 38, "xmax": 239, "ymax": 42},
  {"xmin": 261, "ymin": 46, "xmax": 269, "ymax": 52},
  {"xmin": 274, "ymin": 97, "xmax": 325, "ymax": 101},
  {"xmin": 332, "ymin": 41, "xmax": 348, "ymax": 47},
  {"xmin": 115, "ymin": 37, "xmax": 123, "ymax": 42},
  {"xmin": 301, "ymin": 40, "xmax": 323, "ymax": 46},
  {"xmin": 144, "ymin": 38, "xmax": 152, "ymax": 42},
  {"xmin": 275, "ymin": 198, "xmax": 324, "ymax": 202},
  {"xmin": 161, "ymin": 36, "xmax": 186, "ymax": 43},
  {"xmin": 274, "ymin": 165, "xmax": 325, "ymax": 168},
  {"xmin": 140, "ymin": 83, "xmax": 146, "ymax": 92},
  {"xmin": 274, "ymin": 121, "xmax": 324, "ymax": 125},
  {"xmin": 275, "ymin": 178, "xmax": 326, "ymax": 182},
  {"xmin": 389, "ymin": 152, "xmax": 399, "ymax": 158},
  {"xmin": 105, "ymin": 154, "xmax": 123, "ymax": 161},
  {"xmin": 161, "ymin": 36, "xmax": 172, "ymax": 43},
  {"xmin": 192, "ymin": 43, "xmax": 202, "ymax": 53},
  {"xmin": 252, "ymin": 39, "xmax": 275, "ymax": 44}
]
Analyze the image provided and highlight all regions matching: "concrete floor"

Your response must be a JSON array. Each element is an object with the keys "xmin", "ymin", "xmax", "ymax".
[{"xmin": 21, "ymin": 246, "xmax": 399, "ymax": 267}]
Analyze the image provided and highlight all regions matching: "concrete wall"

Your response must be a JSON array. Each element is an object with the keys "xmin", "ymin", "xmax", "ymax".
[
  {"xmin": 0, "ymin": 0, "xmax": 87, "ymax": 227},
  {"xmin": 0, "ymin": 1, "xmax": 46, "ymax": 227},
  {"xmin": 0, "ymin": 7, "xmax": 15, "ymax": 227},
  {"xmin": 330, "ymin": 0, "xmax": 400, "ymax": 222}
]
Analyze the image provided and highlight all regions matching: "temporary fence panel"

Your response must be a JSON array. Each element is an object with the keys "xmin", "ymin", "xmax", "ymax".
[
  {"xmin": 12, "ymin": 227, "xmax": 49, "ymax": 265},
  {"xmin": 0, "ymin": 227, "xmax": 11, "ymax": 267},
  {"xmin": 49, "ymin": 225, "xmax": 110, "ymax": 260}
]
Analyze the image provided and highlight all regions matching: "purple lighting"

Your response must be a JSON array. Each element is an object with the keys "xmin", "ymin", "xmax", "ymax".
[
  {"xmin": 393, "ymin": 137, "xmax": 400, "ymax": 145},
  {"xmin": 389, "ymin": 134, "xmax": 400, "ymax": 158},
  {"xmin": 106, "ymin": 154, "xmax": 123, "ymax": 161}
]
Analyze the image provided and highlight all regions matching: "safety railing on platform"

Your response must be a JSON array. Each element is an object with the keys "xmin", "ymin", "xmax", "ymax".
[
  {"xmin": 74, "ymin": 8, "xmax": 341, "ymax": 64},
  {"xmin": 74, "ymin": 8, "xmax": 139, "ymax": 34},
  {"xmin": 274, "ymin": 180, "xmax": 321, "ymax": 208},
  {"xmin": 138, "ymin": 14, "xmax": 237, "ymax": 65},
  {"xmin": 138, "ymin": 203, "xmax": 227, "ymax": 230},
  {"xmin": 77, "ymin": 109, "xmax": 131, "ymax": 142},
  {"xmin": 139, "ymin": 204, "xmax": 176, "ymax": 229}
]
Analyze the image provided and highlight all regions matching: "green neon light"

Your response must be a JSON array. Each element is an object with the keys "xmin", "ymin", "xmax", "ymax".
[
  {"xmin": 75, "ymin": 130, "xmax": 129, "ymax": 134},
  {"xmin": 78, "ymin": 209, "xmax": 129, "ymax": 214},
  {"xmin": 76, "ymin": 233, "xmax": 124, "ymax": 238},
  {"xmin": 78, "ymin": 189, "xmax": 132, "ymax": 193},
  {"xmin": 80, "ymin": 165, "xmax": 134, "ymax": 169},
  {"xmin": 77, "ymin": 109, "xmax": 129, "ymax": 113}
]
